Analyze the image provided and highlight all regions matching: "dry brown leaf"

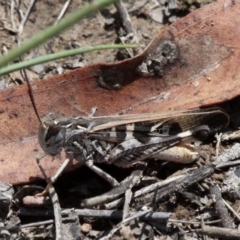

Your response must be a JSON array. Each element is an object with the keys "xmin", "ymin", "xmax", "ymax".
[{"xmin": 0, "ymin": 0, "xmax": 239, "ymax": 185}]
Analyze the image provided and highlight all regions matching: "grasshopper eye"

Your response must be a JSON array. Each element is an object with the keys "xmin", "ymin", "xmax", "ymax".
[{"xmin": 38, "ymin": 114, "xmax": 66, "ymax": 156}]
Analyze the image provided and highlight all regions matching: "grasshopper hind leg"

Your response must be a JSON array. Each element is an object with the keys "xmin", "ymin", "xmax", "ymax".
[{"xmin": 85, "ymin": 158, "xmax": 120, "ymax": 187}]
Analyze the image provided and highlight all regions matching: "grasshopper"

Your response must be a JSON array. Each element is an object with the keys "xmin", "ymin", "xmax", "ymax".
[
  {"xmin": 38, "ymin": 108, "xmax": 229, "ymax": 188},
  {"xmin": 25, "ymin": 72, "xmax": 230, "ymax": 189},
  {"xmin": 39, "ymin": 109, "xmax": 229, "ymax": 166}
]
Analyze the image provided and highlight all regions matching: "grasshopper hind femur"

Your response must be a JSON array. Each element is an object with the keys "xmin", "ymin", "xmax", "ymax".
[{"xmin": 38, "ymin": 113, "xmax": 67, "ymax": 156}]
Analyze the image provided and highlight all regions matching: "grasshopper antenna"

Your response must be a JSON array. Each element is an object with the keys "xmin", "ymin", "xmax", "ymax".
[{"xmin": 21, "ymin": 68, "xmax": 45, "ymax": 128}]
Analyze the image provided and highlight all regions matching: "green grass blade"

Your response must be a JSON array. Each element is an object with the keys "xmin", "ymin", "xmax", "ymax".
[
  {"xmin": 0, "ymin": 0, "xmax": 118, "ymax": 68},
  {"xmin": 0, "ymin": 44, "xmax": 137, "ymax": 76}
]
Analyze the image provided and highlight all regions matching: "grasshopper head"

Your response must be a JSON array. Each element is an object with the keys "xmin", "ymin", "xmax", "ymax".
[{"xmin": 38, "ymin": 113, "xmax": 66, "ymax": 156}]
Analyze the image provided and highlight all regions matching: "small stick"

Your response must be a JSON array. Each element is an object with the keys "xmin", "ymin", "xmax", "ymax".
[
  {"xmin": 10, "ymin": 0, "xmax": 16, "ymax": 31},
  {"xmin": 196, "ymin": 226, "xmax": 240, "ymax": 240},
  {"xmin": 214, "ymin": 143, "xmax": 240, "ymax": 164},
  {"xmin": 169, "ymin": 219, "xmax": 222, "ymax": 225},
  {"xmin": 105, "ymin": 174, "xmax": 184, "ymax": 209},
  {"xmin": 114, "ymin": 0, "xmax": 139, "ymax": 55},
  {"xmin": 48, "ymin": 184, "xmax": 63, "ymax": 240},
  {"xmin": 35, "ymin": 155, "xmax": 64, "ymax": 239},
  {"xmin": 54, "ymin": 0, "xmax": 72, "ymax": 25},
  {"xmin": 35, "ymin": 157, "xmax": 64, "ymax": 238},
  {"xmin": 215, "ymin": 133, "xmax": 222, "ymax": 157},
  {"xmin": 223, "ymin": 199, "xmax": 240, "ymax": 222},
  {"xmin": 35, "ymin": 155, "xmax": 63, "ymax": 237},
  {"xmin": 122, "ymin": 171, "xmax": 142, "ymax": 220},
  {"xmin": 124, "ymin": 168, "xmax": 144, "ymax": 219},
  {"xmin": 122, "ymin": 188, "xmax": 132, "ymax": 220},
  {"xmin": 210, "ymin": 185, "xmax": 234, "ymax": 228},
  {"xmin": 115, "ymin": 1, "xmax": 134, "ymax": 36},
  {"xmin": 8, "ymin": 216, "xmax": 76, "ymax": 231},
  {"xmin": 18, "ymin": 0, "xmax": 36, "ymax": 35},
  {"xmin": 200, "ymin": 216, "xmax": 208, "ymax": 240},
  {"xmin": 133, "ymin": 164, "xmax": 215, "ymax": 209},
  {"xmin": 18, "ymin": 207, "xmax": 171, "ymax": 221},
  {"xmin": 216, "ymin": 159, "xmax": 240, "ymax": 169},
  {"xmin": 100, "ymin": 209, "xmax": 155, "ymax": 240},
  {"xmin": 81, "ymin": 169, "xmax": 142, "ymax": 208},
  {"xmin": 221, "ymin": 129, "xmax": 240, "ymax": 141}
]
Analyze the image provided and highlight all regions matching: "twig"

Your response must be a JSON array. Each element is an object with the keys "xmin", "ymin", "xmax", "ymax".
[
  {"xmin": 10, "ymin": 0, "xmax": 16, "ymax": 31},
  {"xmin": 122, "ymin": 168, "xmax": 144, "ymax": 220},
  {"xmin": 99, "ymin": 209, "xmax": 155, "ymax": 240},
  {"xmin": 221, "ymin": 129, "xmax": 240, "ymax": 141},
  {"xmin": 123, "ymin": 188, "xmax": 132, "ymax": 220},
  {"xmin": 35, "ymin": 155, "xmax": 64, "ymax": 239},
  {"xmin": 215, "ymin": 133, "xmax": 222, "ymax": 157},
  {"xmin": 16, "ymin": 2, "xmax": 24, "ymax": 21},
  {"xmin": 8, "ymin": 216, "xmax": 76, "ymax": 231},
  {"xmin": 18, "ymin": 0, "xmax": 36, "ymax": 35},
  {"xmin": 134, "ymin": 164, "xmax": 215, "ymax": 209},
  {"xmin": 214, "ymin": 143, "xmax": 240, "ymax": 164},
  {"xmin": 200, "ymin": 216, "xmax": 207, "ymax": 240},
  {"xmin": 169, "ymin": 218, "xmax": 222, "ymax": 225},
  {"xmin": 54, "ymin": 0, "xmax": 72, "ymax": 25},
  {"xmin": 114, "ymin": 0, "xmax": 139, "ymax": 55},
  {"xmin": 210, "ymin": 185, "xmax": 234, "ymax": 228},
  {"xmin": 115, "ymin": 1, "xmax": 134, "ymax": 36},
  {"xmin": 48, "ymin": 184, "xmax": 63, "ymax": 240},
  {"xmin": 105, "ymin": 174, "xmax": 184, "ymax": 209},
  {"xmin": 81, "ymin": 169, "xmax": 142, "ymax": 208},
  {"xmin": 223, "ymin": 199, "xmax": 240, "ymax": 222},
  {"xmin": 196, "ymin": 226, "xmax": 240, "ymax": 240},
  {"xmin": 215, "ymin": 159, "xmax": 240, "ymax": 169},
  {"xmin": 18, "ymin": 207, "xmax": 171, "ymax": 221}
]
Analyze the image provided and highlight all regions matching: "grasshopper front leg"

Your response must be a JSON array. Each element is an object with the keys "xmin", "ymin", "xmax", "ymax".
[{"xmin": 35, "ymin": 156, "xmax": 71, "ymax": 197}]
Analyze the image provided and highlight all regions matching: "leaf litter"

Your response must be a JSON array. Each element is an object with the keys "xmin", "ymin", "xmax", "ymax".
[{"xmin": 1, "ymin": 0, "xmax": 240, "ymax": 239}]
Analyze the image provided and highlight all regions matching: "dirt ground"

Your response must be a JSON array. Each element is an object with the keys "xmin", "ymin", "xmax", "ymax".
[{"xmin": 2, "ymin": 1, "xmax": 234, "ymax": 239}]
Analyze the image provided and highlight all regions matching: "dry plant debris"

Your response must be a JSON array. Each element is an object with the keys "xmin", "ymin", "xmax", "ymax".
[{"xmin": 1, "ymin": 0, "xmax": 240, "ymax": 239}]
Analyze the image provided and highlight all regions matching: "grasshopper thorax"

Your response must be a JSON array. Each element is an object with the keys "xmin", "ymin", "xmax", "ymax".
[{"xmin": 38, "ymin": 113, "xmax": 66, "ymax": 156}]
